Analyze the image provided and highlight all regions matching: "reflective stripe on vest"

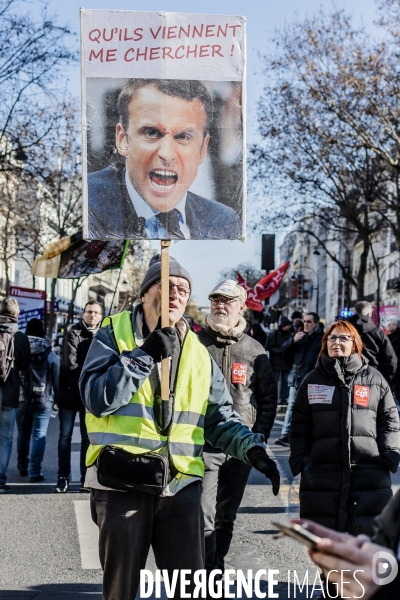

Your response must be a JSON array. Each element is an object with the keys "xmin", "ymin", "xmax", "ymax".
[{"xmin": 85, "ymin": 310, "xmax": 212, "ymax": 477}]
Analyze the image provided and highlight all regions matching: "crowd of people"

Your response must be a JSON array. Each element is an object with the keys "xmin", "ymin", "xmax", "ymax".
[
  {"xmin": 1, "ymin": 264, "xmax": 400, "ymax": 598},
  {"xmin": 267, "ymin": 301, "xmax": 400, "ymax": 598},
  {"xmin": 0, "ymin": 297, "xmax": 104, "ymax": 492}
]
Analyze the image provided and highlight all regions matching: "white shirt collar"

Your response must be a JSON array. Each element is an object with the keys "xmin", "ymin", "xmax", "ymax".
[{"xmin": 125, "ymin": 169, "xmax": 187, "ymax": 224}]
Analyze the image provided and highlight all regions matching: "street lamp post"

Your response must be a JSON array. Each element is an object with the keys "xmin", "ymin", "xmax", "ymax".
[
  {"xmin": 314, "ymin": 245, "xmax": 351, "ymax": 311},
  {"xmin": 343, "ymin": 246, "xmax": 351, "ymax": 309},
  {"xmin": 305, "ymin": 266, "xmax": 320, "ymax": 314}
]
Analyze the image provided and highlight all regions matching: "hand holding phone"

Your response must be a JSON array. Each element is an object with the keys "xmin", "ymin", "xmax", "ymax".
[{"xmin": 272, "ymin": 520, "xmax": 322, "ymax": 549}]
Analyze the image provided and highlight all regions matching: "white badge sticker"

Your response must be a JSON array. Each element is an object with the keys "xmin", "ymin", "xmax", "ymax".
[{"xmin": 308, "ymin": 384, "xmax": 335, "ymax": 404}]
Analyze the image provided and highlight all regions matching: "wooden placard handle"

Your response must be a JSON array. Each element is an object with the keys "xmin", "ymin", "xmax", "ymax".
[{"xmin": 161, "ymin": 240, "xmax": 171, "ymax": 401}]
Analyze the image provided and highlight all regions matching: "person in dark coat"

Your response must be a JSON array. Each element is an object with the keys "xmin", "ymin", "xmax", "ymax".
[
  {"xmin": 290, "ymin": 320, "xmax": 400, "ymax": 537},
  {"xmin": 291, "ymin": 310, "xmax": 303, "ymax": 332},
  {"xmin": 348, "ymin": 301, "xmax": 397, "ymax": 383},
  {"xmin": 54, "ymin": 300, "xmax": 103, "ymax": 492},
  {"xmin": 16, "ymin": 318, "xmax": 59, "ymax": 482},
  {"xmin": 267, "ymin": 315, "xmax": 293, "ymax": 405},
  {"xmin": 198, "ymin": 279, "xmax": 278, "ymax": 573},
  {"xmin": 0, "ymin": 297, "xmax": 31, "ymax": 493},
  {"xmin": 387, "ymin": 318, "xmax": 400, "ymax": 404},
  {"xmin": 275, "ymin": 312, "xmax": 323, "ymax": 446}
]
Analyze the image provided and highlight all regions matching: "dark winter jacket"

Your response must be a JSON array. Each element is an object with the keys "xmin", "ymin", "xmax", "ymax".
[
  {"xmin": 373, "ymin": 488, "xmax": 400, "ymax": 552},
  {"xmin": 348, "ymin": 313, "xmax": 397, "ymax": 382},
  {"xmin": 24, "ymin": 336, "xmax": 60, "ymax": 405},
  {"xmin": 267, "ymin": 327, "xmax": 293, "ymax": 371},
  {"xmin": 282, "ymin": 326, "xmax": 323, "ymax": 388},
  {"xmin": 367, "ymin": 490, "xmax": 400, "ymax": 599},
  {"xmin": 323, "ymin": 490, "xmax": 400, "ymax": 599},
  {"xmin": 58, "ymin": 319, "xmax": 99, "ymax": 411},
  {"xmin": 0, "ymin": 314, "xmax": 31, "ymax": 409},
  {"xmin": 289, "ymin": 352, "xmax": 400, "ymax": 536},
  {"xmin": 198, "ymin": 317, "xmax": 277, "ymax": 452},
  {"xmin": 389, "ymin": 328, "xmax": 400, "ymax": 383}
]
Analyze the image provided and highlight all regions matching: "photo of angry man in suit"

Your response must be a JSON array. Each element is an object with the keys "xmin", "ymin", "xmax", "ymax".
[{"xmin": 85, "ymin": 79, "xmax": 243, "ymax": 241}]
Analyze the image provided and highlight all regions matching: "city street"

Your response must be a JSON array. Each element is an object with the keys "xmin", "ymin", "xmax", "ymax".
[
  {"xmin": 0, "ymin": 411, "xmax": 316, "ymax": 599},
  {"xmin": 2, "ymin": 410, "xmax": 399, "ymax": 599},
  {"xmin": 3, "ymin": 408, "xmax": 398, "ymax": 600},
  {"xmin": 0, "ymin": 0, "xmax": 399, "ymax": 598}
]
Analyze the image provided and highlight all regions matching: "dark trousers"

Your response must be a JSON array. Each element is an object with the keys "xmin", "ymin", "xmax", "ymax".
[
  {"xmin": 0, "ymin": 407, "xmax": 17, "ymax": 487},
  {"xmin": 58, "ymin": 408, "xmax": 89, "ymax": 481},
  {"xmin": 16, "ymin": 401, "xmax": 52, "ymax": 477},
  {"xmin": 90, "ymin": 481, "xmax": 204, "ymax": 600},
  {"xmin": 273, "ymin": 369, "xmax": 290, "ymax": 404},
  {"xmin": 201, "ymin": 452, "xmax": 252, "ymax": 573}
]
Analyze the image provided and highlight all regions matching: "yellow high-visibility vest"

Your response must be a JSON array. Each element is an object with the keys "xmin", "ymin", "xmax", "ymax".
[{"xmin": 85, "ymin": 311, "xmax": 212, "ymax": 477}]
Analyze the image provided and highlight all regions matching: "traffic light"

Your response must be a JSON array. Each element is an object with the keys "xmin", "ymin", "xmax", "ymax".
[
  {"xmin": 393, "ymin": 279, "xmax": 400, "ymax": 292},
  {"xmin": 261, "ymin": 234, "xmax": 275, "ymax": 272}
]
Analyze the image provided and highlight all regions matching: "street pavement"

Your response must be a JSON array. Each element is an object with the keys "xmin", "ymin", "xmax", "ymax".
[{"xmin": 1, "ymin": 408, "xmax": 399, "ymax": 599}]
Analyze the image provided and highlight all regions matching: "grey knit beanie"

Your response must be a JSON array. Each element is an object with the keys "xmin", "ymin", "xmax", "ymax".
[{"xmin": 139, "ymin": 254, "xmax": 192, "ymax": 298}]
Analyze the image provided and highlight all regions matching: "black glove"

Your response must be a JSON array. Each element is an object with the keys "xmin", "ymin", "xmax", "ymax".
[
  {"xmin": 247, "ymin": 446, "xmax": 280, "ymax": 496},
  {"xmin": 141, "ymin": 327, "xmax": 178, "ymax": 362}
]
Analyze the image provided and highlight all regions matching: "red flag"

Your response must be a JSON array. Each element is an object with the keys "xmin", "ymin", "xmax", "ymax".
[
  {"xmin": 236, "ymin": 272, "xmax": 264, "ymax": 312},
  {"xmin": 254, "ymin": 261, "xmax": 290, "ymax": 300}
]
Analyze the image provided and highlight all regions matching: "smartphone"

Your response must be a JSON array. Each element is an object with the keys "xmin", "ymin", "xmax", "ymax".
[{"xmin": 272, "ymin": 520, "xmax": 322, "ymax": 549}]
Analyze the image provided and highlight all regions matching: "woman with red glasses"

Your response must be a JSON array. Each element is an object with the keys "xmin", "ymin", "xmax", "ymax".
[{"xmin": 289, "ymin": 320, "xmax": 400, "ymax": 537}]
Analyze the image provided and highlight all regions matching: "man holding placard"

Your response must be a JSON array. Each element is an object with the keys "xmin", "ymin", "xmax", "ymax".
[
  {"xmin": 79, "ymin": 256, "xmax": 279, "ymax": 599},
  {"xmin": 80, "ymin": 10, "xmax": 250, "ymax": 595}
]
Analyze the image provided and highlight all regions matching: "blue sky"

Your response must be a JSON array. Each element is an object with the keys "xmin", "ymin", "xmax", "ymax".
[{"xmin": 37, "ymin": 0, "xmax": 377, "ymax": 306}]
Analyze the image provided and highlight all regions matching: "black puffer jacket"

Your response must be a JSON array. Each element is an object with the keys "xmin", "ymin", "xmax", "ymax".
[
  {"xmin": 282, "ymin": 326, "xmax": 323, "ymax": 388},
  {"xmin": 267, "ymin": 328, "xmax": 293, "ymax": 371},
  {"xmin": 369, "ymin": 489, "xmax": 400, "ymax": 598},
  {"xmin": 347, "ymin": 314, "xmax": 397, "ymax": 382},
  {"xmin": 389, "ymin": 328, "xmax": 400, "ymax": 383},
  {"xmin": 289, "ymin": 352, "xmax": 400, "ymax": 536},
  {"xmin": 0, "ymin": 314, "xmax": 31, "ymax": 408},
  {"xmin": 198, "ymin": 319, "xmax": 277, "ymax": 450},
  {"xmin": 58, "ymin": 319, "xmax": 99, "ymax": 411},
  {"xmin": 373, "ymin": 488, "xmax": 400, "ymax": 553}
]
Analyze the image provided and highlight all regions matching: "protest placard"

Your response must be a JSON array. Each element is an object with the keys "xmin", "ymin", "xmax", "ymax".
[
  {"xmin": 81, "ymin": 9, "xmax": 246, "ymax": 242},
  {"xmin": 81, "ymin": 9, "xmax": 246, "ymax": 398}
]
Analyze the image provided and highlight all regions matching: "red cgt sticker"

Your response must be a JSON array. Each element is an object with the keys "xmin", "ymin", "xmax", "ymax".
[
  {"xmin": 232, "ymin": 363, "xmax": 247, "ymax": 385},
  {"xmin": 354, "ymin": 385, "xmax": 370, "ymax": 407}
]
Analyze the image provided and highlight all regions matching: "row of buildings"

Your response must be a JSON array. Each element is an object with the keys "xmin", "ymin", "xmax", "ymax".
[{"xmin": 279, "ymin": 224, "xmax": 399, "ymax": 327}]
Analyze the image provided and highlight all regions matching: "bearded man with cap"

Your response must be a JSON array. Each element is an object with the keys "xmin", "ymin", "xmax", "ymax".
[
  {"xmin": 197, "ymin": 279, "xmax": 278, "ymax": 574},
  {"xmin": 79, "ymin": 258, "xmax": 280, "ymax": 600}
]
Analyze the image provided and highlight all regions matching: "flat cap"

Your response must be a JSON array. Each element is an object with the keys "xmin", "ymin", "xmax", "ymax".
[{"xmin": 208, "ymin": 279, "xmax": 247, "ymax": 303}]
